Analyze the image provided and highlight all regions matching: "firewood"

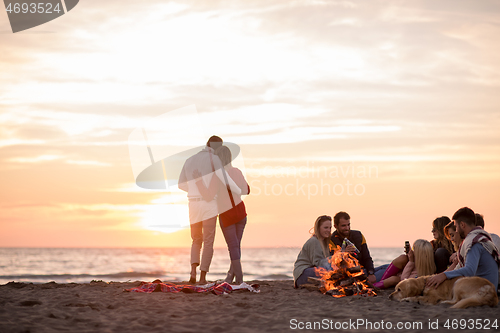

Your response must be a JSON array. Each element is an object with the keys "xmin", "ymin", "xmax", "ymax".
[
  {"xmin": 325, "ymin": 289, "xmax": 343, "ymax": 297},
  {"xmin": 344, "ymin": 289, "xmax": 354, "ymax": 296},
  {"xmin": 339, "ymin": 278, "xmax": 355, "ymax": 286},
  {"xmin": 347, "ymin": 266, "xmax": 361, "ymax": 273},
  {"xmin": 307, "ymin": 252, "xmax": 377, "ymax": 297},
  {"xmin": 300, "ymin": 283, "xmax": 321, "ymax": 292},
  {"xmin": 307, "ymin": 277, "xmax": 323, "ymax": 285},
  {"xmin": 327, "ymin": 272, "xmax": 345, "ymax": 280},
  {"xmin": 364, "ymin": 279, "xmax": 376, "ymax": 290},
  {"xmin": 354, "ymin": 274, "xmax": 367, "ymax": 281}
]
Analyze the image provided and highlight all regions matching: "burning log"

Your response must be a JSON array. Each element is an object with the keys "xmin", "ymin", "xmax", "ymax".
[
  {"xmin": 339, "ymin": 278, "xmax": 355, "ymax": 287},
  {"xmin": 300, "ymin": 283, "xmax": 322, "ymax": 292},
  {"xmin": 347, "ymin": 266, "xmax": 362, "ymax": 274},
  {"xmin": 314, "ymin": 246, "xmax": 377, "ymax": 298},
  {"xmin": 326, "ymin": 289, "xmax": 345, "ymax": 297},
  {"xmin": 333, "ymin": 288, "xmax": 354, "ymax": 296},
  {"xmin": 327, "ymin": 272, "xmax": 344, "ymax": 280},
  {"xmin": 307, "ymin": 277, "xmax": 322, "ymax": 285}
]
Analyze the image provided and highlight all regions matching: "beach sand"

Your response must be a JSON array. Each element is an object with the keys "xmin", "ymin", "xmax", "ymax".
[{"xmin": 0, "ymin": 280, "xmax": 498, "ymax": 333}]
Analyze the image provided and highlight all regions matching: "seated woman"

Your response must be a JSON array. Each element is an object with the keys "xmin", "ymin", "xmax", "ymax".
[
  {"xmin": 443, "ymin": 220, "xmax": 463, "ymax": 272},
  {"xmin": 431, "ymin": 216, "xmax": 455, "ymax": 273},
  {"xmin": 293, "ymin": 215, "xmax": 332, "ymax": 288},
  {"xmin": 372, "ymin": 216, "xmax": 453, "ymax": 286},
  {"xmin": 400, "ymin": 239, "xmax": 437, "ymax": 279},
  {"xmin": 373, "ymin": 239, "xmax": 436, "ymax": 288}
]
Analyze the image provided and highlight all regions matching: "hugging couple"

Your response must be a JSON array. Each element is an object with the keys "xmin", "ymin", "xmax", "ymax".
[{"xmin": 178, "ymin": 136, "xmax": 250, "ymax": 285}]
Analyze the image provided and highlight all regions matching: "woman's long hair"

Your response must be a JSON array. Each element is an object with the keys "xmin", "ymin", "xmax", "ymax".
[
  {"xmin": 215, "ymin": 146, "xmax": 232, "ymax": 168},
  {"xmin": 313, "ymin": 215, "xmax": 332, "ymax": 257},
  {"xmin": 444, "ymin": 221, "xmax": 462, "ymax": 252},
  {"xmin": 413, "ymin": 239, "xmax": 436, "ymax": 276},
  {"xmin": 432, "ymin": 216, "xmax": 454, "ymax": 253}
]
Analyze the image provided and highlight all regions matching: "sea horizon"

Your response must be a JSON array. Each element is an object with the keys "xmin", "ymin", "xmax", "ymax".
[{"xmin": 0, "ymin": 247, "xmax": 403, "ymax": 285}]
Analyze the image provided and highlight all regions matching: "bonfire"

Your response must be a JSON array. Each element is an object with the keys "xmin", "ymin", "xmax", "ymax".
[{"xmin": 313, "ymin": 245, "xmax": 377, "ymax": 298}]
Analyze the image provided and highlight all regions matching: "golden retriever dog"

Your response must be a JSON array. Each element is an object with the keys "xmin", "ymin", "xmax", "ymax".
[{"xmin": 389, "ymin": 276, "xmax": 498, "ymax": 309}]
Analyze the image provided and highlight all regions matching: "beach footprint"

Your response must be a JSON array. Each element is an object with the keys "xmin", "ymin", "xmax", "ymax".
[{"xmin": 19, "ymin": 300, "xmax": 42, "ymax": 306}]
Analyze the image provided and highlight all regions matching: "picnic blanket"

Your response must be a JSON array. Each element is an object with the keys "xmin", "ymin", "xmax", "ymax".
[{"xmin": 125, "ymin": 281, "xmax": 260, "ymax": 295}]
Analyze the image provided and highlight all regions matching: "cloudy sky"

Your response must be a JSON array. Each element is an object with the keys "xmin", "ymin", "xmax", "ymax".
[{"xmin": 1, "ymin": 0, "xmax": 499, "ymax": 248}]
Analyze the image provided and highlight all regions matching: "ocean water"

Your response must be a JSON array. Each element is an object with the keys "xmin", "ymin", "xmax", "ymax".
[{"xmin": 0, "ymin": 247, "xmax": 403, "ymax": 285}]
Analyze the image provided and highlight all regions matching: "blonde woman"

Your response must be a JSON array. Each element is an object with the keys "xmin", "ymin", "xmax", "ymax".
[
  {"xmin": 293, "ymin": 215, "xmax": 332, "ymax": 288},
  {"xmin": 400, "ymin": 239, "xmax": 437, "ymax": 279},
  {"xmin": 373, "ymin": 239, "xmax": 436, "ymax": 288}
]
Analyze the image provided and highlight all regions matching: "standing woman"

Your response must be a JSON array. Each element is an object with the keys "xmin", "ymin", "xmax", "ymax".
[
  {"xmin": 293, "ymin": 215, "xmax": 332, "ymax": 288},
  {"xmin": 431, "ymin": 216, "xmax": 455, "ymax": 273},
  {"xmin": 194, "ymin": 145, "xmax": 249, "ymax": 284}
]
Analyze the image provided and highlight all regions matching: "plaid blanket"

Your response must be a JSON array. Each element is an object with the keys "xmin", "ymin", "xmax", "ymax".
[
  {"xmin": 457, "ymin": 227, "xmax": 500, "ymax": 270},
  {"xmin": 125, "ymin": 281, "xmax": 259, "ymax": 295}
]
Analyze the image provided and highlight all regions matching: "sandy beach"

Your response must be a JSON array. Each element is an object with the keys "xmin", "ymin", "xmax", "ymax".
[{"xmin": 1, "ymin": 280, "xmax": 498, "ymax": 333}]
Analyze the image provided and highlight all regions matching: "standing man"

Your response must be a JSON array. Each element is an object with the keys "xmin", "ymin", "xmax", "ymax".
[
  {"xmin": 178, "ymin": 136, "xmax": 241, "ymax": 284},
  {"xmin": 330, "ymin": 211, "xmax": 376, "ymax": 284},
  {"xmin": 427, "ymin": 207, "xmax": 500, "ymax": 292}
]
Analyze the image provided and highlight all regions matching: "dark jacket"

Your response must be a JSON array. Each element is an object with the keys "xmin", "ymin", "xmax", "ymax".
[{"xmin": 330, "ymin": 230, "xmax": 375, "ymax": 274}]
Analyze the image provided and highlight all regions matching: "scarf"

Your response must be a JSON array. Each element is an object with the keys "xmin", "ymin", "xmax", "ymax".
[{"xmin": 456, "ymin": 227, "xmax": 500, "ymax": 273}]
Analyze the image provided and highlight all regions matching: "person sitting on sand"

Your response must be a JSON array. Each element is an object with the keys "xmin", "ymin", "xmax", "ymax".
[
  {"xmin": 293, "ymin": 215, "xmax": 332, "ymax": 288},
  {"xmin": 475, "ymin": 213, "xmax": 500, "ymax": 291},
  {"xmin": 371, "ymin": 215, "xmax": 453, "ymax": 286},
  {"xmin": 444, "ymin": 220, "xmax": 463, "ymax": 252},
  {"xmin": 329, "ymin": 212, "xmax": 376, "ymax": 284},
  {"xmin": 431, "ymin": 216, "xmax": 455, "ymax": 273},
  {"xmin": 443, "ymin": 220, "xmax": 463, "ymax": 271},
  {"xmin": 427, "ymin": 207, "xmax": 500, "ymax": 292},
  {"xmin": 475, "ymin": 213, "xmax": 500, "ymax": 252},
  {"xmin": 373, "ymin": 239, "xmax": 436, "ymax": 289}
]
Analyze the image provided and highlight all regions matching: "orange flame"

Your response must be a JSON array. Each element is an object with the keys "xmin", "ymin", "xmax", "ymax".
[{"xmin": 314, "ymin": 245, "xmax": 376, "ymax": 298}]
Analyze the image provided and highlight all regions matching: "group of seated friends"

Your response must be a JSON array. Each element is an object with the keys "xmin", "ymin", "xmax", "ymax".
[{"xmin": 293, "ymin": 207, "xmax": 500, "ymax": 294}]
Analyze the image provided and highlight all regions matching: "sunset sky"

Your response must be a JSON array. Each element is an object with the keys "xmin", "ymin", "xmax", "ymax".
[{"xmin": 1, "ymin": 0, "xmax": 499, "ymax": 249}]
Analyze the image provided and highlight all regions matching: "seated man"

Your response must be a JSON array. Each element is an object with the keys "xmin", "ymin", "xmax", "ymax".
[
  {"xmin": 475, "ymin": 213, "xmax": 500, "ymax": 253},
  {"xmin": 329, "ymin": 211, "xmax": 376, "ymax": 284},
  {"xmin": 427, "ymin": 207, "xmax": 500, "ymax": 292}
]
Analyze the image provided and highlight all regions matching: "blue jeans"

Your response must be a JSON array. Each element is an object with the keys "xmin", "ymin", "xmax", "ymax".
[
  {"xmin": 295, "ymin": 267, "xmax": 321, "ymax": 288},
  {"xmin": 221, "ymin": 217, "xmax": 247, "ymax": 260},
  {"xmin": 374, "ymin": 264, "xmax": 390, "ymax": 282}
]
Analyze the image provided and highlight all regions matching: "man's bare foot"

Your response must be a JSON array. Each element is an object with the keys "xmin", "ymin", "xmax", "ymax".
[
  {"xmin": 198, "ymin": 270, "xmax": 208, "ymax": 285},
  {"xmin": 189, "ymin": 264, "xmax": 197, "ymax": 284}
]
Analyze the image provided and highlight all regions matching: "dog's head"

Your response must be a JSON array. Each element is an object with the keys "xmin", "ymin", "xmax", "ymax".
[{"xmin": 389, "ymin": 277, "xmax": 427, "ymax": 301}]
